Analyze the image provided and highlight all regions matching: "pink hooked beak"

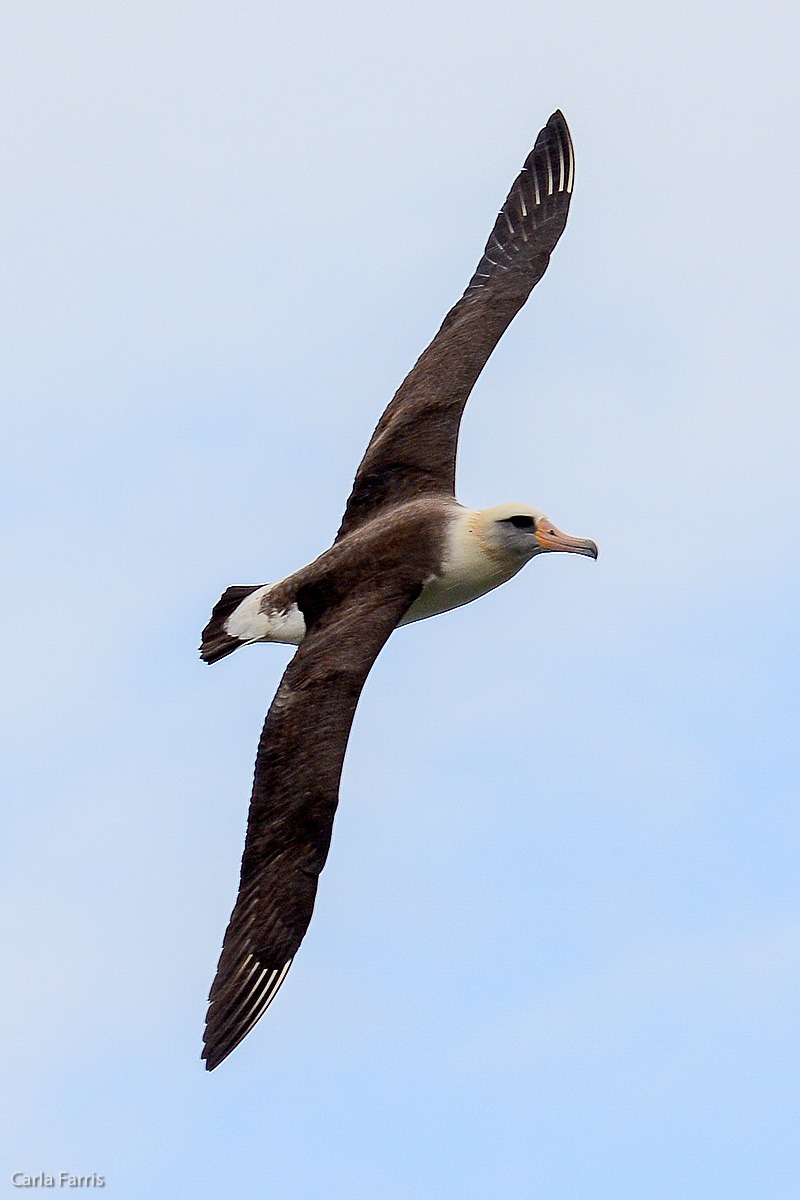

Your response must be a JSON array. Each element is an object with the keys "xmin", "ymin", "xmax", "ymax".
[{"xmin": 535, "ymin": 518, "xmax": 598, "ymax": 559}]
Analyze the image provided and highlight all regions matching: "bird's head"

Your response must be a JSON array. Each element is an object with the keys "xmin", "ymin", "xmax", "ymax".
[{"xmin": 476, "ymin": 502, "xmax": 598, "ymax": 567}]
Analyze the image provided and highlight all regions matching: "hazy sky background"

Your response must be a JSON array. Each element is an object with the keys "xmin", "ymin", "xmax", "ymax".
[{"xmin": 2, "ymin": 2, "xmax": 799, "ymax": 1196}]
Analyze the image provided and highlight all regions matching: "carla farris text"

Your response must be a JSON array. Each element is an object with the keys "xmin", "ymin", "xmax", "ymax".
[{"xmin": 11, "ymin": 1174, "xmax": 104, "ymax": 1188}]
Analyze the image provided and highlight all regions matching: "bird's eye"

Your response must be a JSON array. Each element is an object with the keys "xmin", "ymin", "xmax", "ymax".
[{"xmin": 507, "ymin": 515, "xmax": 535, "ymax": 529}]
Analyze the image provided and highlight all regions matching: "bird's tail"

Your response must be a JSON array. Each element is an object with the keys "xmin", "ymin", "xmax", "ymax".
[{"xmin": 200, "ymin": 585, "xmax": 263, "ymax": 663}]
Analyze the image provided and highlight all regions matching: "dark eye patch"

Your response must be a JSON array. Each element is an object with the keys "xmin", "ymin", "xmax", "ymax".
[{"xmin": 507, "ymin": 515, "xmax": 535, "ymax": 529}]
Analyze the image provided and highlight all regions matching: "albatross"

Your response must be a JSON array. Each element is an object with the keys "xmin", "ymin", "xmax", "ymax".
[{"xmin": 200, "ymin": 110, "xmax": 597, "ymax": 1070}]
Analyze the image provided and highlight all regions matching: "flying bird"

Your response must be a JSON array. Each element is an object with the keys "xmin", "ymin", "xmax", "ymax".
[{"xmin": 200, "ymin": 110, "xmax": 596, "ymax": 1070}]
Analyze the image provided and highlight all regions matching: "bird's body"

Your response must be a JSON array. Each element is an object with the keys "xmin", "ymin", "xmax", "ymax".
[
  {"xmin": 200, "ymin": 111, "xmax": 596, "ymax": 1070},
  {"xmin": 201, "ymin": 499, "xmax": 590, "ymax": 657}
]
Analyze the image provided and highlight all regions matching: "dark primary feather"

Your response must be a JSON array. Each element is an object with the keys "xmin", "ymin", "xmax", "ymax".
[
  {"xmin": 336, "ymin": 110, "xmax": 574, "ymax": 540},
  {"xmin": 202, "ymin": 578, "xmax": 420, "ymax": 1070}
]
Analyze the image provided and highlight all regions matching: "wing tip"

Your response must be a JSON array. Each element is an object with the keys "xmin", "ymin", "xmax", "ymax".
[
  {"xmin": 202, "ymin": 1043, "xmax": 225, "ymax": 1072},
  {"xmin": 533, "ymin": 109, "xmax": 574, "ymax": 196},
  {"xmin": 555, "ymin": 110, "xmax": 574, "ymax": 193},
  {"xmin": 459, "ymin": 109, "xmax": 574, "ymax": 299},
  {"xmin": 202, "ymin": 955, "xmax": 294, "ymax": 1071}
]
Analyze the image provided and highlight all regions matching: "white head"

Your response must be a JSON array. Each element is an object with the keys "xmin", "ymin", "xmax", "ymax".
[{"xmin": 474, "ymin": 502, "xmax": 598, "ymax": 568}]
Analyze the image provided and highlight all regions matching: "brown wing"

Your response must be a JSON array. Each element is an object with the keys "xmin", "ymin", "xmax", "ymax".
[
  {"xmin": 202, "ymin": 576, "xmax": 418, "ymax": 1070},
  {"xmin": 336, "ymin": 110, "xmax": 575, "ymax": 540}
]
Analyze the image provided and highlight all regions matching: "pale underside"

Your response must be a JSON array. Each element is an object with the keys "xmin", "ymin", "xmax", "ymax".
[{"xmin": 222, "ymin": 504, "xmax": 538, "ymax": 647}]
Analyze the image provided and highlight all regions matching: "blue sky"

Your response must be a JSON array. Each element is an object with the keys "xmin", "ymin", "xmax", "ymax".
[{"xmin": 2, "ymin": 2, "xmax": 799, "ymax": 1196}]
